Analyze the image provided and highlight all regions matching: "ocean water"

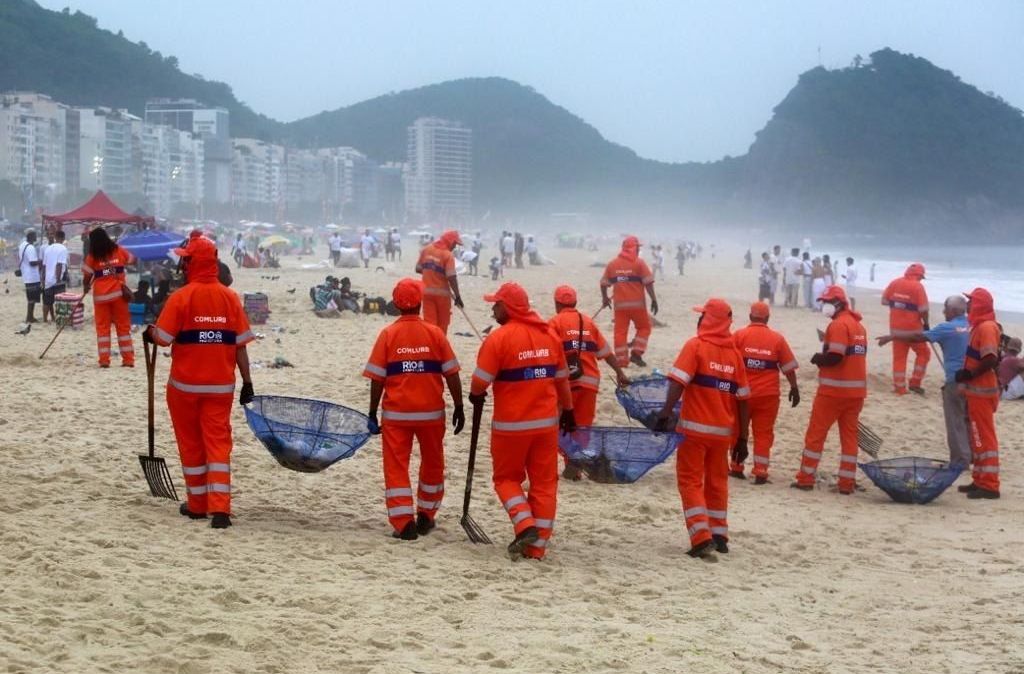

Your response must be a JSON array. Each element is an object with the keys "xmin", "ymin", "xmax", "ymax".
[{"xmin": 807, "ymin": 243, "xmax": 1024, "ymax": 316}]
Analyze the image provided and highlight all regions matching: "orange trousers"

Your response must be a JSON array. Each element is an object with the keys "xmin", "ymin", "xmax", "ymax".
[
  {"xmin": 795, "ymin": 394, "xmax": 863, "ymax": 491},
  {"xmin": 891, "ymin": 340, "xmax": 930, "ymax": 391},
  {"xmin": 729, "ymin": 395, "xmax": 780, "ymax": 477},
  {"xmin": 94, "ymin": 298, "xmax": 134, "ymax": 366},
  {"xmin": 167, "ymin": 386, "xmax": 233, "ymax": 515},
  {"xmin": 613, "ymin": 308, "xmax": 651, "ymax": 366},
  {"xmin": 492, "ymin": 429, "xmax": 558, "ymax": 559},
  {"xmin": 422, "ymin": 294, "xmax": 452, "ymax": 335},
  {"xmin": 382, "ymin": 423, "xmax": 446, "ymax": 532},
  {"xmin": 677, "ymin": 435, "xmax": 731, "ymax": 547},
  {"xmin": 571, "ymin": 387, "xmax": 598, "ymax": 427},
  {"xmin": 966, "ymin": 395, "xmax": 1000, "ymax": 492}
]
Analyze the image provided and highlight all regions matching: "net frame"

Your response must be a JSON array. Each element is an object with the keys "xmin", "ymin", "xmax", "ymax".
[
  {"xmin": 858, "ymin": 456, "xmax": 965, "ymax": 504},
  {"xmin": 558, "ymin": 426, "xmax": 680, "ymax": 483}
]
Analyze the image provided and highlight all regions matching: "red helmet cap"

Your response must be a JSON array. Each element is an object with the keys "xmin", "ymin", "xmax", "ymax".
[
  {"xmin": 392, "ymin": 278, "xmax": 424, "ymax": 310},
  {"xmin": 553, "ymin": 285, "xmax": 577, "ymax": 306},
  {"xmin": 692, "ymin": 297, "xmax": 732, "ymax": 318},
  {"xmin": 818, "ymin": 285, "xmax": 848, "ymax": 303}
]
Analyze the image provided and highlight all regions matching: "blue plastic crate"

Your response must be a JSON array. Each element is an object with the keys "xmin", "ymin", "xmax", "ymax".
[
  {"xmin": 244, "ymin": 395, "xmax": 371, "ymax": 473},
  {"xmin": 859, "ymin": 456, "xmax": 965, "ymax": 504},
  {"xmin": 559, "ymin": 426, "xmax": 680, "ymax": 483}
]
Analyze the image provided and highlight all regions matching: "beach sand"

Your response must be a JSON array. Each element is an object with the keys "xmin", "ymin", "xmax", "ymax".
[{"xmin": 1, "ymin": 240, "xmax": 1022, "ymax": 673}]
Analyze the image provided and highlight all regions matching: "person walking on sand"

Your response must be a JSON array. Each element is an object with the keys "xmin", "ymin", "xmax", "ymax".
[
  {"xmin": 41, "ymin": 230, "xmax": 68, "ymax": 323},
  {"xmin": 842, "ymin": 257, "xmax": 858, "ymax": 310},
  {"xmin": 144, "ymin": 232, "xmax": 256, "ymax": 529},
  {"xmin": 882, "ymin": 263, "xmax": 931, "ymax": 395},
  {"xmin": 800, "ymin": 252, "xmax": 814, "ymax": 309},
  {"xmin": 415, "ymin": 229, "xmax": 464, "ymax": 335},
  {"xmin": 360, "ymin": 229, "xmax": 375, "ymax": 268},
  {"xmin": 328, "ymin": 231, "xmax": 343, "ymax": 267},
  {"xmin": 363, "ymin": 278, "xmax": 464, "ymax": 540},
  {"xmin": 82, "ymin": 228, "xmax": 136, "ymax": 368},
  {"xmin": 810, "ymin": 258, "xmax": 827, "ymax": 311},
  {"xmin": 600, "ymin": 235, "xmax": 659, "ymax": 367},
  {"xmin": 654, "ymin": 298, "xmax": 750, "ymax": 558},
  {"xmin": 782, "ymin": 247, "xmax": 802, "ymax": 308},
  {"xmin": 729, "ymin": 302, "xmax": 800, "ymax": 483},
  {"xmin": 877, "ymin": 295, "xmax": 971, "ymax": 466},
  {"xmin": 677, "ymin": 244, "xmax": 687, "ymax": 276},
  {"xmin": 470, "ymin": 282, "xmax": 576, "ymax": 560},
  {"xmin": 17, "ymin": 229, "xmax": 42, "ymax": 324},
  {"xmin": 792, "ymin": 286, "xmax": 867, "ymax": 495}
]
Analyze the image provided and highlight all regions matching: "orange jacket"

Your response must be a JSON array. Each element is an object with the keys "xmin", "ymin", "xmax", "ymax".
[
  {"xmin": 363, "ymin": 315, "xmax": 460, "ymax": 424},
  {"xmin": 471, "ymin": 322, "xmax": 572, "ymax": 433},
  {"xmin": 818, "ymin": 310, "xmax": 868, "ymax": 398},
  {"xmin": 882, "ymin": 277, "xmax": 928, "ymax": 333},
  {"xmin": 668, "ymin": 337, "xmax": 750, "ymax": 440},
  {"xmin": 417, "ymin": 243, "xmax": 456, "ymax": 298},
  {"xmin": 601, "ymin": 255, "xmax": 653, "ymax": 310},
  {"xmin": 961, "ymin": 320, "xmax": 1001, "ymax": 399},
  {"xmin": 733, "ymin": 323, "xmax": 798, "ymax": 398},
  {"xmin": 548, "ymin": 308, "xmax": 611, "ymax": 392},
  {"xmin": 153, "ymin": 280, "xmax": 254, "ymax": 395},
  {"xmin": 82, "ymin": 246, "xmax": 135, "ymax": 304}
]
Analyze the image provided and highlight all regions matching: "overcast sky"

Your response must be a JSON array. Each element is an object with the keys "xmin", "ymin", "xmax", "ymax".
[{"xmin": 40, "ymin": 0, "xmax": 1024, "ymax": 163}]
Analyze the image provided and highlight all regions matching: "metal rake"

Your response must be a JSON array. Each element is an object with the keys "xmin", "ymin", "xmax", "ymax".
[{"xmin": 461, "ymin": 403, "xmax": 492, "ymax": 544}]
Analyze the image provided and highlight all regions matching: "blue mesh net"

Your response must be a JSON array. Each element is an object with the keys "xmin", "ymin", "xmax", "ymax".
[
  {"xmin": 859, "ymin": 456, "xmax": 965, "ymax": 504},
  {"xmin": 615, "ymin": 375, "xmax": 680, "ymax": 430},
  {"xmin": 244, "ymin": 396, "xmax": 371, "ymax": 473},
  {"xmin": 558, "ymin": 426, "xmax": 680, "ymax": 483}
]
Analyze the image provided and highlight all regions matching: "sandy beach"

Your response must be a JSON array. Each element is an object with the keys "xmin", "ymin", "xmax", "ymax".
[{"xmin": 1, "ymin": 237, "xmax": 1022, "ymax": 674}]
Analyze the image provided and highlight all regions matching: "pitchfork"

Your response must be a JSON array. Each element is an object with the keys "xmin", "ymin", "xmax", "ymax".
[
  {"xmin": 139, "ymin": 338, "xmax": 179, "ymax": 501},
  {"xmin": 461, "ymin": 402, "xmax": 492, "ymax": 544}
]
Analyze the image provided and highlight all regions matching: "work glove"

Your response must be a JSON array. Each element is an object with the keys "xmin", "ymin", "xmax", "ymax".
[
  {"xmin": 602, "ymin": 296, "xmax": 612, "ymax": 309},
  {"xmin": 559, "ymin": 409, "xmax": 578, "ymax": 435},
  {"xmin": 954, "ymin": 369, "xmax": 974, "ymax": 383},
  {"xmin": 366, "ymin": 413, "xmax": 381, "ymax": 435},
  {"xmin": 650, "ymin": 299, "xmax": 659, "ymax": 316},
  {"xmin": 788, "ymin": 387, "xmax": 800, "ymax": 408},
  {"xmin": 468, "ymin": 391, "xmax": 487, "ymax": 408},
  {"xmin": 731, "ymin": 437, "xmax": 749, "ymax": 465},
  {"xmin": 616, "ymin": 371, "xmax": 632, "ymax": 389},
  {"xmin": 452, "ymin": 405, "xmax": 465, "ymax": 435},
  {"xmin": 142, "ymin": 325, "xmax": 155, "ymax": 344},
  {"xmin": 239, "ymin": 382, "xmax": 254, "ymax": 406},
  {"xmin": 810, "ymin": 352, "xmax": 825, "ymax": 367},
  {"xmin": 651, "ymin": 409, "xmax": 675, "ymax": 433},
  {"xmin": 453, "ymin": 295, "xmax": 465, "ymax": 309}
]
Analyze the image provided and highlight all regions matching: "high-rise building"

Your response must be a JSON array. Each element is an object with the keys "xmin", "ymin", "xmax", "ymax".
[
  {"xmin": 319, "ymin": 146, "xmax": 379, "ymax": 221},
  {"xmin": 404, "ymin": 117, "xmax": 472, "ymax": 224},
  {"xmin": 75, "ymin": 107, "xmax": 138, "ymax": 196},
  {"xmin": 231, "ymin": 138, "xmax": 284, "ymax": 206},
  {"xmin": 138, "ymin": 122, "xmax": 204, "ymax": 218},
  {"xmin": 145, "ymin": 99, "xmax": 231, "ymax": 204},
  {"xmin": 0, "ymin": 92, "xmax": 68, "ymax": 207}
]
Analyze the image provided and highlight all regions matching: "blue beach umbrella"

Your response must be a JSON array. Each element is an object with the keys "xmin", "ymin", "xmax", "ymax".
[{"xmin": 118, "ymin": 230, "xmax": 184, "ymax": 262}]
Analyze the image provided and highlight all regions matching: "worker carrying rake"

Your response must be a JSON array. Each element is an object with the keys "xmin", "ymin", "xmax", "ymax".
[
  {"xmin": 143, "ymin": 231, "xmax": 255, "ymax": 529},
  {"xmin": 363, "ymin": 278, "xmax": 465, "ymax": 541},
  {"xmin": 470, "ymin": 282, "xmax": 576, "ymax": 560}
]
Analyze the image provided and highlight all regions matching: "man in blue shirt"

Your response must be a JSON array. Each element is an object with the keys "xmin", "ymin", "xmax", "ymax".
[{"xmin": 877, "ymin": 296, "xmax": 971, "ymax": 466}]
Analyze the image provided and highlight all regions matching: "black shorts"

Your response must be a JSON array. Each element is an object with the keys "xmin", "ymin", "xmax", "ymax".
[
  {"xmin": 43, "ymin": 283, "xmax": 66, "ymax": 306},
  {"xmin": 25, "ymin": 282, "xmax": 41, "ymax": 303}
]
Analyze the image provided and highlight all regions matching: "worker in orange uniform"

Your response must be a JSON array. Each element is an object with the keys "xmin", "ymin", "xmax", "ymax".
[
  {"xmin": 729, "ymin": 301, "xmax": 800, "ymax": 483},
  {"xmin": 654, "ymin": 298, "xmax": 750, "ymax": 559},
  {"xmin": 82, "ymin": 227, "xmax": 137, "ymax": 368},
  {"xmin": 882, "ymin": 263, "xmax": 930, "ymax": 394},
  {"xmin": 792, "ymin": 286, "xmax": 868, "ymax": 495},
  {"xmin": 600, "ymin": 235, "xmax": 658, "ymax": 367},
  {"xmin": 548, "ymin": 284, "xmax": 631, "ymax": 479},
  {"xmin": 470, "ymin": 282, "xmax": 576, "ymax": 560},
  {"xmin": 144, "ymin": 231, "xmax": 255, "ymax": 529},
  {"xmin": 955, "ymin": 287, "xmax": 1002, "ymax": 499},
  {"xmin": 363, "ymin": 278, "xmax": 465, "ymax": 540},
  {"xmin": 415, "ymin": 229, "xmax": 464, "ymax": 335}
]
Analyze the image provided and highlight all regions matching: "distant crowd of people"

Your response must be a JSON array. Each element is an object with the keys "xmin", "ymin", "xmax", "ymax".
[{"xmin": 751, "ymin": 244, "xmax": 858, "ymax": 312}]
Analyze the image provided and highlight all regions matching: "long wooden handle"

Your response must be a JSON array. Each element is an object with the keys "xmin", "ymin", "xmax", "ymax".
[
  {"xmin": 145, "ymin": 337, "xmax": 157, "ymax": 458},
  {"xmin": 38, "ymin": 290, "xmax": 89, "ymax": 359},
  {"xmin": 462, "ymin": 402, "xmax": 485, "ymax": 517},
  {"xmin": 458, "ymin": 306, "xmax": 483, "ymax": 342}
]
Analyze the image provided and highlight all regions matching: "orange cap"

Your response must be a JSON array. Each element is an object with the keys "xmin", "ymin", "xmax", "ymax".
[
  {"xmin": 554, "ymin": 285, "xmax": 577, "ymax": 306},
  {"xmin": 440, "ymin": 230, "xmax": 463, "ymax": 247},
  {"xmin": 692, "ymin": 297, "xmax": 732, "ymax": 318},
  {"xmin": 818, "ymin": 285, "xmax": 848, "ymax": 303},
  {"xmin": 749, "ymin": 301, "xmax": 771, "ymax": 319},
  {"xmin": 484, "ymin": 282, "xmax": 530, "ymax": 311},
  {"xmin": 963, "ymin": 287, "xmax": 992, "ymax": 303},
  {"xmin": 392, "ymin": 278, "xmax": 424, "ymax": 310},
  {"xmin": 173, "ymin": 229, "xmax": 217, "ymax": 259},
  {"xmin": 905, "ymin": 262, "xmax": 926, "ymax": 279}
]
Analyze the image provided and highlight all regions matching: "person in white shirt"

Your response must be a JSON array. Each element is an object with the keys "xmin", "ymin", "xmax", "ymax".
[
  {"xmin": 230, "ymin": 233, "xmax": 247, "ymax": 268},
  {"xmin": 501, "ymin": 231, "xmax": 514, "ymax": 267},
  {"xmin": 328, "ymin": 232, "xmax": 343, "ymax": 267},
  {"xmin": 782, "ymin": 247, "xmax": 803, "ymax": 307},
  {"xmin": 18, "ymin": 230, "xmax": 42, "ymax": 323},
  {"xmin": 360, "ymin": 229, "xmax": 375, "ymax": 268},
  {"xmin": 842, "ymin": 257, "xmax": 858, "ymax": 310},
  {"xmin": 800, "ymin": 252, "xmax": 814, "ymax": 309},
  {"xmin": 388, "ymin": 228, "xmax": 402, "ymax": 262},
  {"xmin": 42, "ymin": 230, "xmax": 69, "ymax": 323},
  {"xmin": 768, "ymin": 244, "xmax": 782, "ymax": 305}
]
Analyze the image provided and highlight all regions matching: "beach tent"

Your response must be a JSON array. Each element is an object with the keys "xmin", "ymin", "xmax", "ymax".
[{"xmin": 42, "ymin": 191, "xmax": 154, "ymax": 230}]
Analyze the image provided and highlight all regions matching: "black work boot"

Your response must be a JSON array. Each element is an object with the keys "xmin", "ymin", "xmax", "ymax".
[
  {"xmin": 753, "ymin": 476, "xmax": 769, "ymax": 485},
  {"xmin": 687, "ymin": 539, "xmax": 716, "ymax": 559},
  {"xmin": 179, "ymin": 503, "xmax": 207, "ymax": 520},
  {"xmin": 210, "ymin": 512, "xmax": 232, "ymax": 529},
  {"xmin": 393, "ymin": 521, "xmax": 418, "ymax": 540},
  {"xmin": 712, "ymin": 534, "xmax": 729, "ymax": 554},
  {"xmin": 416, "ymin": 512, "xmax": 436, "ymax": 536},
  {"xmin": 729, "ymin": 470, "xmax": 746, "ymax": 480},
  {"xmin": 957, "ymin": 483, "xmax": 979, "ymax": 493},
  {"xmin": 966, "ymin": 487, "xmax": 1000, "ymax": 500},
  {"xmin": 507, "ymin": 526, "xmax": 539, "ymax": 558},
  {"xmin": 629, "ymin": 353, "xmax": 647, "ymax": 367}
]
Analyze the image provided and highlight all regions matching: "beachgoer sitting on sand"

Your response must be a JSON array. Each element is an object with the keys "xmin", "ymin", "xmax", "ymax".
[{"xmin": 998, "ymin": 337, "xmax": 1024, "ymax": 400}]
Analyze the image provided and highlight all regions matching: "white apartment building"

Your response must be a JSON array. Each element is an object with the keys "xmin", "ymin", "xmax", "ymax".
[
  {"xmin": 138, "ymin": 122, "xmax": 204, "ymax": 218},
  {"xmin": 404, "ymin": 117, "xmax": 472, "ymax": 224},
  {"xmin": 232, "ymin": 138, "xmax": 284, "ymax": 205},
  {"xmin": 0, "ymin": 92, "xmax": 68, "ymax": 202},
  {"xmin": 318, "ymin": 146, "xmax": 378, "ymax": 219},
  {"xmin": 284, "ymin": 148, "xmax": 324, "ymax": 208},
  {"xmin": 75, "ymin": 107, "xmax": 139, "ymax": 195}
]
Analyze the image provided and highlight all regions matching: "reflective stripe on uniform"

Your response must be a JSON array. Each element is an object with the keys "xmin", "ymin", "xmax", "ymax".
[
  {"xmin": 94, "ymin": 291, "xmax": 123, "ymax": 302},
  {"xmin": 802, "ymin": 449, "xmax": 821, "ymax": 459},
  {"xmin": 577, "ymin": 375, "xmax": 600, "ymax": 387},
  {"xmin": 385, "ymin": 487, "xmax": 413, "ymax": 498},
  {"xmin": 381, "ymin": 409, "xmax": 445, "ymax": 421},
  {"xmin": 208, "ymin": 463, "xmax": 230, "ymax": 473},
  {"xmin": 683, "ymin": 506, "xmax": 706, "ymax": 518},
  {"xmin": 965, "ymin": 385, "xmax": 1001, "ymax": 395},
  {"xmin": 528, "ymin": 538, "xmax": 549, "ymax": 549},
  {"xmin": 780, "ymin": 360, "xmax": 799, "ymax": 372},
  {"xmin": 837, "ymin": 469, "xmax": 857, "ymax": 479},
  {"xmin": 503, "ymin": 495, "xmax": 527, "ymax": 510},
  {"xmin": 168, "ymin": 378, "xmax": 235, "ymax": 394},
  {"xmin": 687, "ymin": 522, "xmax": 709, "ymax": 536},
  {"xmin": 800, "ymin": 465, "xmax": 816, "ymax": 474},
  {"xmin": 679, "ymin": 420, "xmax": 732, "ymax": 436},
  {"xmin": 669, "ymin": 367, "xmax": 692, "ymax": 384},
  {"xmin": 974, "ymin": 451, "xmax": 999, "ymax": 461},
  {"xmin": 364, "ymin": 363, "xmax": 387, "ymax": 377},
  {"xmin": 97, "ymin": 336, "xmax": 111, "ymax": 343},
  {"xmin": 706, "ymin": 509, "xmax": 727, "ymax": 519},
  {"xmin": 511, "ymin": 510, "xmax": 532, "ymax": 525},
  {"xmin": 442, "ymin": 359, "xmax": 459, "ymax": 372},
  {"xmin": 209, "ymin": 483, "xmax": 230, "ymax": 493},
  {"xmin": 473, "ymin": 367, "xmax": 495, "ymax": 383},
  {"xmin": 419, "ymin": 483, "xmax": 444, "ymax": 494},
  {"xmin": 827, "ymin": 342, "xmax": 848, "ymax": 353},
  {"xmin": 819, "ymin": 378, "xmax": 866, "ymax": 388},
  {"xmin": 187, "ymin": 485, "xmax": 208, "ymax": 495},
  {"xmin": 388, "ymin": 505, "xmax": 415, "ymax": 516},
  {"xmin": 418, "ymin": 500, "xmax": 441, "ymax": 510},
  {"xmin": 534, "ymin": 518, "xmax": 554, "ymax": 529},
  {"xmin": 493, "ymin": 417, "xmax": 558, "ymax": 432},
  {"xmin": 710, "ymin": 526, "xmax": 728, "ymax": 535},
  {"xmin": 424, "ymin": 287, "xmax": 450, "ymax": 296},
  {"xmin": 753, "ymin": 456, "xmax": 770, "ymax": 465},
  {"xmin": 595, "ymin": 345, "xmax": 611, "ymax": 358},
  {"xmin": 236, "ymin": 330, "xmax": 255, "ymax": 344},
  {"xmin": 155, "ymin": 327, "xmax": 175, "ymax": 343},
  {"xmin": 736, "ymin": 386, "xmax": 751, "ymax": 397},
  {"xmin": 182, "ymin": 465, "xmax": 208, "ymax": 476},
  {"xmin": 614, "ymin": 300, "xmax": 646, "ymax": 309},
  {"xmin": 976, "ymin": 466, "xmax": 1000, "ymax": 474}
]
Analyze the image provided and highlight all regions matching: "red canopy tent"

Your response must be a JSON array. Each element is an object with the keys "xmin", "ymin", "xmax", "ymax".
[{"xmin": 42, "ymin": 190, "xmax": 154, "ymax": 234}]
